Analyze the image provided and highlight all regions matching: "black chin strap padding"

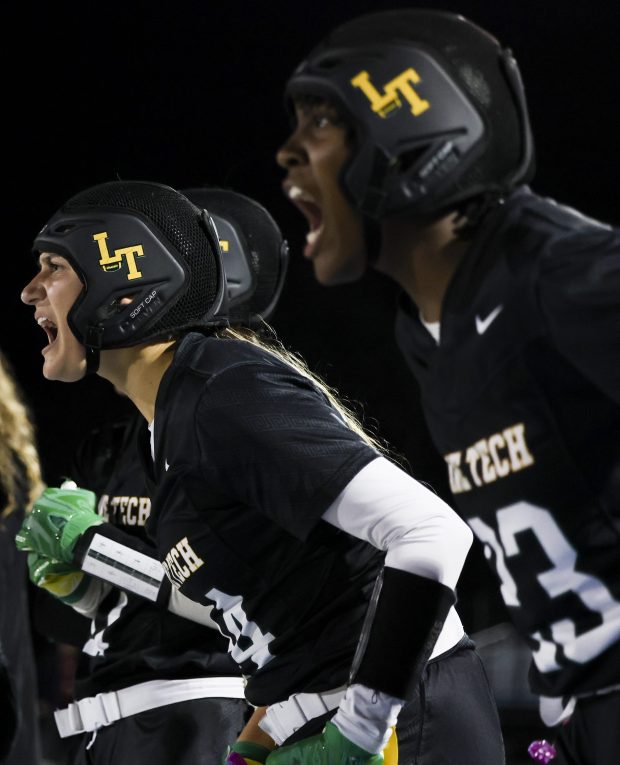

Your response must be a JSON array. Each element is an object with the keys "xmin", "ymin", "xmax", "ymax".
[
  {"xmin": 359, "ymin": 151, "xmax": 391, "ymax": 219},
  {"xmin": 84, "ymin": 324, "xmax": 104, "ymax": 375},
  {"xmin": 85, "ymin": 346, "xmax": 100, "ymax": 375},
  {"xmin": 363, "ymin": 218, "xmax": 382, "ymax": 266}
]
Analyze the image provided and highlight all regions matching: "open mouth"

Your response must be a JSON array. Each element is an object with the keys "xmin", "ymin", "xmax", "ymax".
[
  {"xmin": 287, "ymin": 185, "xmax": 323, "ymax": 258},
  {"xmin": 37, "ymin": 316, "xmax": 58, "ymax": 348}
]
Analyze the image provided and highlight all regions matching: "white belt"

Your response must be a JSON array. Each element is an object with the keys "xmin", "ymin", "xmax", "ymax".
[
  {"xmin": 260, "ymin": 686, "xmax": 347, "ymax": 745},
  {"xmin": 260, "ymin": 609, "xmax": 465, "ymax": 745},
  {"xmin": 54, "ymin": 676, "xmax": 246, "ymax": 738}
]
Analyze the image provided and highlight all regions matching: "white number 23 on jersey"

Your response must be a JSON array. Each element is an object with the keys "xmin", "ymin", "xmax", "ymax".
[{"xmin": 469, "ymin": 501, "xmax": 620, "ymax": 672}]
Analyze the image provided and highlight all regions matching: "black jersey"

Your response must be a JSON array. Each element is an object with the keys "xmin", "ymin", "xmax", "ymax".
[
  {"xmin": 138, "ymin": 333, "xmax": 380, "ymax": 706},
  {"xmin": 395, "ymin": 186, "xmax": 620, "ymax": 700},
  {"xmin": 67, "ymin": 411, "xmax": 238, "ymax": 699}
]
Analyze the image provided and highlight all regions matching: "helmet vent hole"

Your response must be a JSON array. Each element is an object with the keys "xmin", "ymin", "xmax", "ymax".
[
  {"xmin": 316, "ymin": 54, "xmax": 342, "ymax": 70},
  {"xmin": 53, "ymin": 224, "xmax": 76, "ymax": 234},
  {"xmin": 398, "ymin": 146, "xmax": 430, "ymax": 174},
  {"xmin": 94, "ymin": 294, "xmax": 137, "ymax": 321}
]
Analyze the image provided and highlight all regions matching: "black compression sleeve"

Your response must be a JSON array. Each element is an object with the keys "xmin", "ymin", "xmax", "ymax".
[{"xmin": 351, "ymin": 567, "xmax": 456, "ymax": 700}]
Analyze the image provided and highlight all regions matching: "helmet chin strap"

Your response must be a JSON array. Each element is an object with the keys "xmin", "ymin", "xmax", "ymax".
[
  {"xmin": 84, "ymin": 325, "xmax": 104, "ymax": 375},
  {"xmin": 362, "ymin": 217, "xmax": 382, "ymax": 267},
  {"xmin": 85, "ymin": 346, "xmax": 100, "ymax": 375}
]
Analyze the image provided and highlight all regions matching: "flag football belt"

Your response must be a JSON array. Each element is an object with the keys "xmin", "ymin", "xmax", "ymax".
[
  {"xmin": 260, "ymin": 686, "xmax": 348, "ymax": 744},
  {"xmin": 260, "ymin": 611, "xmax": 465, "ymax": 744},
  {"xmin": 261, "ymin": 687, "xmax": 399, "ymax": 765},
  {"xmin": 54, "ymin": 676, "xmax": 246, "ymax": 737}
]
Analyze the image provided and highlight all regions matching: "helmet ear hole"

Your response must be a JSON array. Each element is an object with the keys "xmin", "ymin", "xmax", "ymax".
[
  {"xmin": 97, "ymin": 293, "xmax": 139, "ymax": 321},
  {"xmin": 398, "ymin": 146, "xmax": 431, "ymax": 174}
]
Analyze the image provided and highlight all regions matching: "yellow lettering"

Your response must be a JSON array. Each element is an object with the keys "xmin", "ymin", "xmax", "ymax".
[
  {"xmin": 444, "ymin": 451, "xmax": 472, "ymax": 493},
  {"xmin": 465, "ymin": 445, "xmax": 484, "ymax": 487},
  {"xmin": 118, "ymin": 496, "xmax": 129, "ymax": 524},
  {"xmin": 488, "ymin": 434, "xmax": 510, "ymax": 478},
  {"xmin": 170, "ymin": 547, "xmax": 190, "ymax": 579},
  {"xmin": 446, "ymin": 423, "xmax": 534, "ymax": 493},
  {"xmin": 177, "ymin": 537, "xmax": 204, "ymax": 573},
  {"xmin": 351, "ymin": 68, "xmax": 430, "ymax": 118},
  {"xmin": 125, "ymin": 497, "xmax": 138, "ymax": 525},
  {"xmin": 503, "ymin": 424, "xmax": 535, "ymax": 472},
  {"xmin": 93, "ymin": 232, "xmax": 120, "ymax": 271},
  {"xmin": 477, "ymin": 440, "xmax": 497, "ymax": 484},
  {"xmin": 93, "ymin": 231, "xmax": 144, "ymax": 281},
  {"xmin": 162, "ymin": 556, "xmax": 184, "ymax": 588},
  {"xmin": 114, "ymin": 244, "xmax": 144, "ymax": 280},
  {"xmin": 219, "ymin": 240, "xmax": 229, "ymax": 253},
  {"xmin": 138, "ymin": 497, "xmax": 151, "ymax": 525},
  {"xmin": 98, "ymin": 495, "xmax": 109, "ymax": 521}
]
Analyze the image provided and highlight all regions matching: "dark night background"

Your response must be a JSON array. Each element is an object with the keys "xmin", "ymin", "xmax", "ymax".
[{"xmin": 4, "ymin": 0, "xmax": 619, "ymax": 636}]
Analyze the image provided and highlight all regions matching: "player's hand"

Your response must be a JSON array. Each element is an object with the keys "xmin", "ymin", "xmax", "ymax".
[
  {"xmin": 28, "ymin": 552, "xmax": 91, "ymax": 603},
  {"xmin": 225, "ymin": 741, "xmax": 272, "ymax": 765},
  {"xmin": 265, "ymin": 722, "xmax": 383, "ymax": 765},
  {"xmin": 28, "ymin": 551, "xmax": 111, "ymax": 616},
  {"xmin": 15, "ymin": 487, "xmax": 102, "ymax": 564}
]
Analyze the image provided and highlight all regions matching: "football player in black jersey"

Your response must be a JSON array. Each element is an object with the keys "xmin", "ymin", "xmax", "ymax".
[
  {"xmin": 17, "ymin": 179, "xmax": 505, "ymax": 764},
  {"xmin": 25, "ymin": 188, "xmax": 289, "ymax": 765},
  {"xmin": 275, "ymin": 8, "xmax": 620, "ymax": 765}
]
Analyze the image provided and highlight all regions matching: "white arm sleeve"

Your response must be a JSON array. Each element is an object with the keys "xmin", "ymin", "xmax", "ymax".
[
  {"xmin": 168, "ymin": 588, "xmax": 222, "ymax": 630},
  {"xmin": 322, "ymin": 456, "xmax": 473, "ymax": 588},
  {"xmin": 325, "ymin": 457, "xmax": 471, "ymax": 752},
  {"xmin": 69, "ymin": 579, "xmax": 113, "ymax": 620}
]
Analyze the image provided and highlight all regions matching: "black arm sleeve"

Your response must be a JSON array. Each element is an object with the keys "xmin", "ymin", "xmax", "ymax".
[{"xmin": 351, "ymin": 567, "xmax": 456, "ymax": 700}]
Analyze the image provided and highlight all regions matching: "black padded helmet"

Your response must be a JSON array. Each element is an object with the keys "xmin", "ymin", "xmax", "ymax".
[
  {"xmin": 182, "ymin": 187, "xmax": 289, "ymax": 327},
  {"xmin": 286, "ymin": 9, "xmax": 535, "ymax": 220},
  {"xmin": 34, "ymin": 180, "xmax": 227, "ymax": 371}
]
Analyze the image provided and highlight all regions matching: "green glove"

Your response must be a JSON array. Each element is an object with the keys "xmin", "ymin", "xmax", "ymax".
[
  {"xmin": 15, "ymin": 487, "xmax": 102, "ymax": 564},
  {"xmin": 265, "ymin": 722, "xmax": 383, "ymax": 765},
  {"xmin": 224, "ymin": 741, "xmax": 272, "ymax": 765},
  {"xmin": 28, "ymin": 551, "xmax": 111, "ymax": 616},
  {"xmin": 28, "ymin": 552, "xmax": 92, "ymax": 604}
]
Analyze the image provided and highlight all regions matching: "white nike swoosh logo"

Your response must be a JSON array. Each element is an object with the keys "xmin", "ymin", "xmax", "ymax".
[
  {"xmin": 475, "ymin": 305, "xmax": 503, "ymax": 334},
  {"xmin": 164, "ymin": 460, "xmax": 170, "ymax": 471}
]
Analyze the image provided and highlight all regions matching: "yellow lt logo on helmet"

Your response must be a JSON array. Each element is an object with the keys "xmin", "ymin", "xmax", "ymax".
[
  {"xmin": 93, "ymin": 232, "xmax": 145, "ymax": 281},
  {"xmin": 351, "ymin": 68, "xmax": 430, "ymax": 118}
]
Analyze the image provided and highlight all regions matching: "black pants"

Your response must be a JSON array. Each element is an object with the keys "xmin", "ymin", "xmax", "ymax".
[
  {"xmin": 285, "ymin": 637, "xmax": 505, "ymax": 765},
  {"xmin": 70, "ymin": 697, "xmax": 248, "ymax": 765},
  {"xmin": 553, "ymin": 690, "xmax": 620, "ymax": 765}
]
